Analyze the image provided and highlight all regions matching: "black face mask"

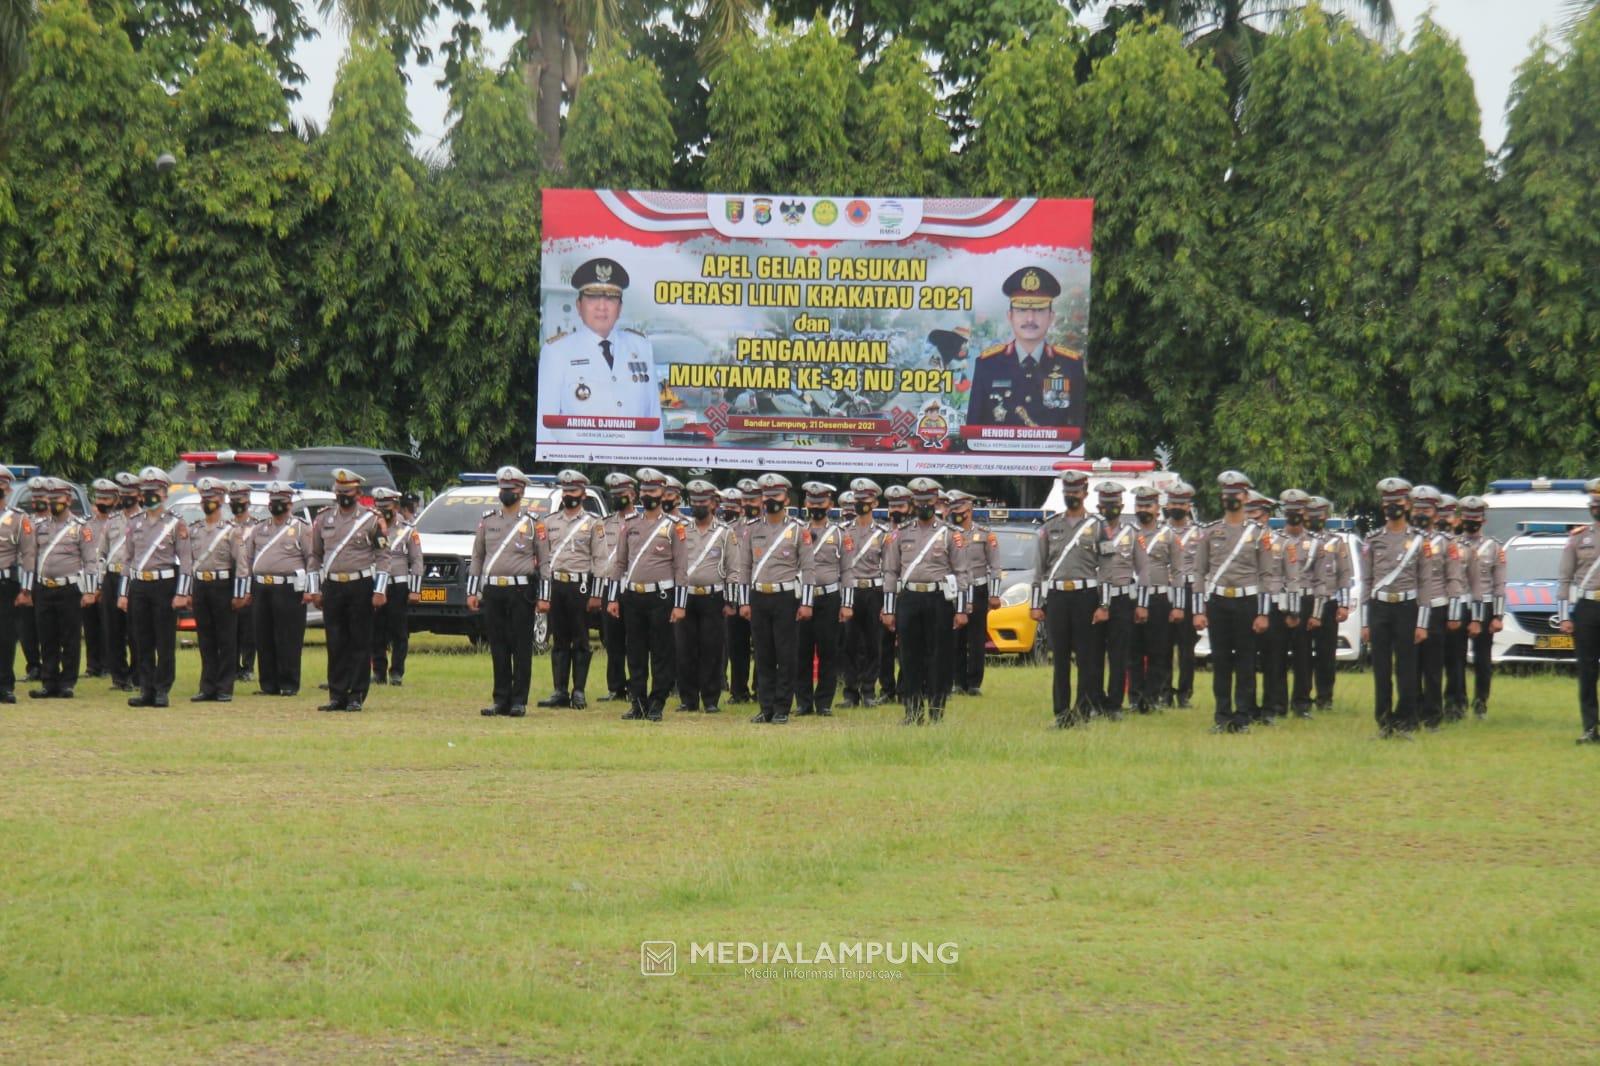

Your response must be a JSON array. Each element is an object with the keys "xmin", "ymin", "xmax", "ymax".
[
  {"xmin": 951, "ymin": 511, "xmax": 969, "ymax": 525},
  {"xmin": 120, "ymin": 496, "xmax": 138, "ymax": 510},
  {"xmin": 202, "ymin": 499, "xmax": 220, "ymax": 514},
  {"xmin": 1063, "ymin": 493, "xmax": 1085, "ymax": 511},
  {"xmin": 762, "ymin": 498, "xmax": 784, "ymax": 515},
  {"xmin": 642, "ymin": 494, "xmax": 662, "ymax": 511},
  {"xmin": 230, "ymin": 500, "xmax": 249, "ymax": 516},
  {"xmin": 141, "ymin": 491, "xmax": 161, "ymax": 510},
  {"xmin": 562, "ymin": 494, "xmax": 582, "ymax": 510},
  {"xmin": 379, "ymin": 506, "xmax": 396, "ymax": 521},
  {"xmin": 1164, "ymin": 508, "xmax": 1186, "ymax": 522},
  {"xmin": 499, "ymin": 489, "xmax": 521, "ymax": 507},
  {"xmin": 269, "ymin": 500, "xmax": 289, "ymax": 516},
  {"xmin": 1383, "ymin": 503, "xmax": 1407, "ymax": 521},
  {"xmin": 1222, "ymin": 496, "xmax": 1243, "ymax": 513},
  {"xmin": 1306, "ymin": 517, "xmax": 1326, "ymax": 532},
  {"xmin": 1284, "ymin": 510, "xmax": 1305, "ymax": 527},
  {"xmin": 807, "ymin": 506, "xmax": 828, "ymax": 520},
  {"xmin": 1461, "ymin": 520, "xmax": 1481, "ymax": 534},
  {"xmin": 916, "ymin": 504, "xmax": 935, "ymax": 521},
  {"xmin": 720, "ymin": 509, "xmax": 739, "ymax": 523},
  {"xmin": 692, "ymin": 504, "xmax": 711, "ymax": 520},
  {"xmin": 743, "ymin": 505, "xmax": 760, "ymax": 518},
  {"xmin": 1137, "ymin": 510, "xmax": 1156, "ymax": 525},
  {"xmin": 890, "ymin": 509, "xmax": 910, "ymax": 525},
  {"xmin": 610, "ymin": 493, "xmax": 633, "ymax": 509},
  {"xmin": 95, "ymin": 501, "xmax": 113, "ymax": 514},
  {"xmin": 1590, "ymin": 505, "xmax": 1600, "ymax": 521},
  {"xmin": 1411, "ymin": 511, "xmax": 1433, "ymax": 528},
  {"xmin": 49, "ymin": 499, "xmax": 68, "ymax": 516},
  {"xmin": 1434, "ymin": 518, "xmax": 1452, "ymax": 532},
  {"xmin": 855, "ymin": 500, "xmax": 873, "ymax": 516},
  {"xmin": 337, "ymin": 493, "xmax": 358, "ymax": 509},
  {"xmin": 663, "ymin": 499, "xmax": 679, "ymax": 513},
  {"xmin": 1101, "ymin": 506, "xmax": 1122, "ymax": 521}
]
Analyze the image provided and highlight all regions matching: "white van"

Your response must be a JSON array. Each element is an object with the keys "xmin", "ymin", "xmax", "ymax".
[
  {"xmin": 1481, "ymin": 478, "xmax": 1591, "ymax": 543},
  {"xmin": 1040, "ymin": 458, "xmax": 1186, "ymax": 516}
]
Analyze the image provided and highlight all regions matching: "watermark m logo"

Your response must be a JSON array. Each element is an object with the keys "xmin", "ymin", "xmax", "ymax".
[{"xmin": 640, "ymin": 940, "xmax": 677, "ymax": 976}]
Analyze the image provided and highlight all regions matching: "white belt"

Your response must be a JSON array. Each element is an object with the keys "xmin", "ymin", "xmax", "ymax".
[
  {"xmin": 853, "ymin": 579, "xmax": 882, "ymax": 589},
  {"xmin": 903, "ymin": 581, "xmax": 942, "ymax": 593},
  {"xmin": 327, "ymin": 569, "xmax": 373, "ymax": 583},
  {"xmin": 629, "ymin": 581, "xmax": 673, "ymax": 593},
  {"xmin": 195, "ymin": 569, "xmax": 233, "ymax": 581},
  {"xmin": 687, "ymin": 584, "xmax": 723, "ymax": 595},
  {"xmin": 40, "ymin": 577, "xmax": 79, "ymax": 589},
  {"xmin": 1049, "ymin": 579, "xmax": 1098, "ymax": 592},
  {"xmin": 389, "ymin": 576, "xmax": 408, "ymax": 586},
  {"xmin": 752, "ymin": 581, "xmax": 796, "ymax": 594},
  {"xmin": 1105, "ymin": 583, "xmax": 1135, "ymax": 597},
  {"xmin": 486, "ymin": 576, "xmax": 530, "ymax": 587},
  {"xmin": 551, "ymin": 570, "xmax": 586, "ymax": 583},
  {"xmin": 810, "ymin": 582, "xmax": 840, "ymax": 595},
  {"xmin": 1428, "ymin": 596, "xmax": 1447, "ymax": 608},
  {"xmin": 1214, "ymin": 585, "xmax": 1257, "ymax": 599},
  {"xmin": 1375, "ymin": 590, "xmax": 1416, "ymax": 603},
  {"xmin": 132, "ymin": 569, "xmax": 177, "ymax": 581},
  {"xmin": 255, "ymin": 574, "xmax": 296, "ymax": 585},
  {"xmin": 106, "ymin": 564, "xmax": 125, "ymax": 574},
  {"xmin": 1579, "ymin": 590, "xmax": 1600, "ymax": 602}
]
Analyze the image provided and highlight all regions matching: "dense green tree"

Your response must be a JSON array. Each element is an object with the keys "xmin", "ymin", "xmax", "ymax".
[
  {"xmin": 564, "ymin": 49, "xmax": 675, "ymax": 188},
  {"xmin": 966, "ymin": 14, "xmax": 1087, "ymax": 198},
  {"xmin": 856, "ymin": 38, "xmax": 950, "ymax": 195}
]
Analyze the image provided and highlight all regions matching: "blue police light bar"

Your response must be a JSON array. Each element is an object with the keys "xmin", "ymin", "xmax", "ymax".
[
  {"xmin": 458, "ymin": 473, "xmax": 557, "ymax": 485},
  {"xmin": 1515, "ymin": 521, "xmax": 1579, "ymax": 535},
  {"xmin": 974, "ymin": 507, "xmax": 1046, "ymax": 523},
  {"xmin": 4, "ymin": 464, "xmax": 42, "ymax": 478},
  {"xmin": 1488, "ymin": 478, "xmax": 1589, "ymax": 493}
]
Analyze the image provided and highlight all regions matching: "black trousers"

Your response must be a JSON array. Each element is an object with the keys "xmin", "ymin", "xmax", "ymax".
[
  {"xmin": 750, "ymin": 590, "xmax": 797, "ymax": 718},
  {"xmin": 237, "ymin": 593, "xmax": 256, "ymax": 674},
  {"xmin": 897, "ymin": 590, "xmax": 953, "ymax": 708},
  {"xmin": 1576, "ymin": 601, "xmax": 1600, "ymax": 734},
  {"xmin": 18, "ymin": 600, "xmax": 37, "ymax": 672},
  {"xmin": 323, "ymin": 577, "xmax": 374, "ymax": 704},
  {"xmin": 484, "ymin": 583, "xmax": 535, "ymax": 709},
  {"xmin": 1259, "ymin": 605, "xmax": 1290, "ymax": 719},
  {"xmin": 1311, "ymin": 600, "xmax": 1340, "ymax": 706},
  {"xmin": 1129, "ymin": 592, "xmax": 1172, "ymax": 711},
  {"xmin": 192, "ymin": 578, "xmax": 238, "ymax": 697},
  {"xmin": 603, "ymin": 608, "xmax": 629, "ymax": 696},
  {"xmin": 953, "ymin": 596, "xmax": 990, "ymax": 693},
  {"xmin": 1417, "ymin": 608, "xmax": 1447, "ymax": 729},
  {"xmin": 842, "ymin": 586, "xmax": 883, "ymax": 699},
  {"xmin": 676, "ymin": 591, "xmax": 726, "ymax": 708},
  {"xmin": 623, "ymin": 587, "xmax": 674, "ymax": 709},
  {"xmin": 1469, "ymin": 620, "xmax": 1494, "ymax": 707},
  {"xmin": 82, "ymin": 597, "xmax": 104, "ymax": 675},
  {"xmin": 0, "ymin": 576, "xmax": 18, "ymax": 693},
  {"xmin": 796, "ymin": 590, "xmax": 842, "ymax": 713},
  {"xmin": 547, "ymin": 578, "xmax": 593, "ymax": 696},
  {"xmin": 102, "ymin": 575, "xmax": 132, "ymax": 684},
  {"xmin": 254, "ymin": 582, "xmax": 306, "ymax": 694},
  {"xmin": 724, "ymin": 612, "xmax": 751, "ymax": 700},
  {"xmin": 1288, "ymin": 602, "xmax": 1316, "ymax": 711},
  {"xmin": 128, "ymin": 577, "xmax": 177, "ymax": 698},
  {"xmin": 1371, "ymin": 599, "xmax": 1420, "ymax": 733},
  {"xmin": 372, "ymin": 584, "xmax": 411, "ymax": 679},
  {"xmin": 1444, "ymin": 619, "xmax": 1468, "ymax": 714},
  {"xmin": 1045, "ymin": 587, "xmax": 1099, "ymax": 719},
  {"xmin": 879, "ymin": 622, "xmax": 899, "ymax": 698},
  {"xmin": 1093, "ymin": 592, "xmax": 1135, "ymax": 712},
  {"xmin": 1207, "ymin": 595, "xmax": 1257, "ymax": 729},
  {"xmin": 1173, "ymin": 584, "xmax": 1198, "ymax": 704},
  {"xmin": 35, "ymin": 582, "xmax": 83, "ymax": 692}
]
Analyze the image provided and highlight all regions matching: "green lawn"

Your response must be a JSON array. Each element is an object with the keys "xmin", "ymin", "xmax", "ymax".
[{"xmin": 0, "ymin": 637, "xmax": 1595, "ymax": 1063}]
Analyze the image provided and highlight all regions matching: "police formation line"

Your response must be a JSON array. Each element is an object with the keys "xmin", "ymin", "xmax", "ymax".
[{"xmin": 7, "ymin": 464, "xmax": 1600, "ymax": 743}]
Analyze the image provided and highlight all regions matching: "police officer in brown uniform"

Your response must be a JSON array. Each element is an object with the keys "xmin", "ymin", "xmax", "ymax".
[
  {"xmin": 840, "ymin": 477, "xmax": 888, "ymax": 708},
  {"xmin": 99, "ymin": 472, "xmax": 140, "ymax": 690},
  {"xmin": 27, "ymin": 479, "xmax": 96, "ymax": 699},
  {"xmin": 1559, "ymin": 479, "xmax": 1600, "ymax": 744},
  {"xmin": 537, "ymin": 470, "xmax": 606, "ymax": 710},
  {"xmin": 1163, "ymin": 482, "xmax": 1201, "ymax": 707},
  {"xmin": 599, "ymin": 472, "xmax": 638, "ymax": 702},
  {"xmin": 1130, "ymin": 486, "xmax": 1177, "ymax": 714},
  {"xmin": 371, "ymin": 487, "xmax": 422, "ymax": 687},
  {"xmin": 608, "ymin": 468, "xmax": 681, "ymax": 722},
  {"xmin": 246, "ymin": 482, "xmax": 313, "ymax": 697},
  {"xmin": 1454, "ymin": 496, "xmax": 1504, "ymax": 719},
  {"xmin": 0, "ymin": 467, "xmax": 37, "ymax": 702},
  {"xmin": 118, "ymin": 468, "xmax": 193, "ymax": 708},
  {"xmin": 949, "ymin": 490, "xmax": 1000, "ymax": 697},
  {"xmin": 882, "ymin": 477, "xmax": 969, "ymax": 725},
  {"xmin": 17, "ymin": 476, "xmax": 48, "ymax": 682},
  {"xmin": 1241, "ymin": 491, "xmax": 1285, "ymax": 724},
  {"xmin": 1092, "ymin": 481, "xmax": 1139, "ymax": 718},
  {"xmin": 723, "ymin": 478, "xmax": 761, "ymax": 705},
  {"xmin": 879, "ymin": 484, "xmax": 914, "ymax": 701},
  {"xmin": 1363, "ymin": 478, "xmax": 1429, "ymax": 738},
  {"xmin": 1271, "ymin": 489, "xmax": 1315, "ymax": 719},
  {"xmin": 1408, "ymin": 485, "xmax": 1463, "ymax": 731},
  {"xmin": 82, "ymin": 478, "xmax": 117, "ymax": 678},
  {"xmin": 186, "ymin": 477, "xmax": 247, "ymax": 702},
  {"xmin": 794, "ymin": 481, "xmax": 845, "ymax": 717},
  {"xmin": 310, "ymin": 469, "xmax": 389, "ymax": 712},
  {"xmin": 1192, "ymin": 471, "xmax": 1275, "ymax": 734},
  {"xmin": 732, "ymin": 473, "xmax": 804, "ymax": 725},
  {"xmin": 1437, "ymin": 494, "xmax": 1470, "ymax": 719},
  {"xmin": 1304, "ymin": 496, "xmax": 1352, "ymax": 712},
  {"xmin": 1032, "ymin": 469, "xmax": 1103, "ymax": 726},
  {"xmin": 468, "ymin": 466, "xmax": 544, "ymax": 718},
  {"xmin": 672, "ymin": 479, "xmax": 732, "ymax": 714},
  {"xmin": 225, "ymin": 480, "xmax": 260, "ymax": 682}
]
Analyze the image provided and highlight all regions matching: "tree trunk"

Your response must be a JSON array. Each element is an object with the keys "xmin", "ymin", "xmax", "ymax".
[{"xmin": 535, "ymin": 1, "xmax": 564, "ymax": 172}]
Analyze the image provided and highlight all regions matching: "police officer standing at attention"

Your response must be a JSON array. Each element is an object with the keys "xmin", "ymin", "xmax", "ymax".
[
  {"xmin": 1273, "ymin": 489, "xmax": 1316, "ymax": 720},
  {"xmin": 1192, "ymin": 471, "xmax": 1274, "ymax": 734},
  {"xmin": 226, "ymin": 481, "xmax": 260, "ymax": 683},
  {"xmin": 672, "ymin": 479, "xmax": 732, "ymax": 714},
  {"xmin": 882, "ymin": 478, "xmax": 968, "ymax": 725},
  {"xmin": 1363, "ymin": 478, "xmax": 1429, "ymax": 739},
  {"xmin": 82, "ymin": 479, "xmax": 116, "ymax": 679},
  {"xmin": 1093, "ymin": 481, "xmax": 1138, "ymax": 719},
  {"xmin": 371, "ymin": 487, "xmax": 422, "ymax": 686},
  {"xmin": 246, "ymin": 482, "xmax": 314, "ymax": 698},
  {"xmin": 537, "ymin": 470, "xmax": 605, "ymax": 710},
  {"xmin": 1164, "ymin": 482, "xmax": 1201, "ymax": 708},
  {"xmin": 1242, "ymin": 491, "xmax": 1284, "ymax": 725},
  {"xmin": 839, "ymin": 478, "xmax": 888, "ymax": 708},
  {"xmin": 468, "ymin": 467, "xmax": 543, "ymax": 718},
  {"xmin": 100, "ymin": 472, "xmax": 141, "ymax": 690},
  {"xmin": 723, "ymin": 478, "xmax": 761, "ymax": 705},
  {"xmin": 1559, "ymin": 479, "xmax": 1600, "ymax": 744},
  {"xmin": 1304, "ymin": 496, "xmax": 1351, "ymax": 712},
  {"xmin": 186, "ymin": 477, "xmax": 247, "ymax": 703},
  {"xmin": 794, "ymin": 481, "xmax": 845, "ymax": 717},
  {"xmin": 598, "ymin": 472, "xmax": 637, "ymax": 703},
  {"xmin": 1436, "ymin": 494, "xmax": 1470, "ymax": 721},
  {"xmin": 1454, "ymin": 496, "xmax": 1504, "ymax": 719},
  {"xmin": 879, "ymin": 484, "xmax": 914, "ymax": 702},
  {"xmin": 1032, "ymin": 469, "xmax": 1102, "ymax": 727},
  {"xmin": 310, "ymin": 470, "xmax": 389, "ymax": 713},
  {"xmin": 1408, "ymin": 485, "xmax": 1461, "ymax": 732},
  {"xmin": 118, "ymin": 468, "xmax": 192, "ymax": 708},
  {"xmin": 732, "ymin": 473, "xmax": 803, "ymax": 725},
  {"xmin": 717, "ymin": 487, "xmax": 742, "ymax": 525},
  {"xmin": 0, "ymin": 468, "xmax": 37, "ymax": 703},
  {"xmin": 28, "ymin": 479, "xmax": 96, "ymax": 699},
  {"xmin": 949, "ymin": 491, "xmax": 999, "ymax": 697},
  {"xmin": 18, "ymin": 476, "xmax": 47, "ymax": 682},
  {"xmin": 1130, "ymin": 486, "xmax": 1177, "ymax": 714},
  {"xmin": 608, "ymin": 469, "xmax": 681, "ymax": 722}
]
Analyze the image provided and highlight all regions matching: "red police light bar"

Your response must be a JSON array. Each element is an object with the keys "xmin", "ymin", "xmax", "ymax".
[
  {"xmin": 181, "ymin": 451, "xmax": 280, "ymax": 465},
  {"xmin": 1052, "ymin": 459, "xmax": 1158, "ymax": 474}
]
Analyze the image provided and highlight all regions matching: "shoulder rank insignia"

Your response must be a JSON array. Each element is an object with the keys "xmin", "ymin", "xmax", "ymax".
[
  {"xmin": 675, "ymin": 523, "xmax": 687, "ymax": 541},
  {"xmin": 979, "ymin": 342, "xmax": 1008, "ymax": 359}
]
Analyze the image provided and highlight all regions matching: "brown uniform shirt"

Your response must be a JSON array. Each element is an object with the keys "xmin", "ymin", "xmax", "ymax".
[{"xmin": 120, "ymin": 508, "xmax": 194, "ymax": 597}]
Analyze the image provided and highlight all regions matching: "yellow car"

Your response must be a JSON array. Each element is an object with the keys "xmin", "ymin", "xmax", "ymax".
[{"xmin": 983, "ymin": 524, "xmax": 1050, "ymax": 664}]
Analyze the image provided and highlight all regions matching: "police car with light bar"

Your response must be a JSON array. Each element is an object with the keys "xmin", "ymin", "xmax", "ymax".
[
  {"xmin": 1482, "ymin": 478, "xmax": 1592, "ymax": 544},
  {"xmin": 1480, "ymin": 521, "xmax": 1579, "ymax": 666}
]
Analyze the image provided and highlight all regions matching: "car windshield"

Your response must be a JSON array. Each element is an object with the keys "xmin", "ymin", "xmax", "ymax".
[
  {"xmin": 1484, "ymin": 505, "xmax": 1588, "ymax": 544},
  {"xmin": 417, "ymin": 490, "xmax": 560, "ymax": 535},
  {"xmin": 1505, "ymin": 542, "xmax": 1564, "ymax": 583},
  {"xmin": 994, "ymin": 528, "xmax": 1037, "ymax": 571}
]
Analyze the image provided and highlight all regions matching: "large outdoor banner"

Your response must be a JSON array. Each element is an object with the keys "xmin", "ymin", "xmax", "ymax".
[{"xmin": 537, "ymin": 189, "xmax": 1093, "ymax": 475}]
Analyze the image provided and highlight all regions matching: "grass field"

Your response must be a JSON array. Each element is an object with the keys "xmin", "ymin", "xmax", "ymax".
[{"xmin": 1, "ymin": 636, "xmax": 1596, "ymax": 1064}]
